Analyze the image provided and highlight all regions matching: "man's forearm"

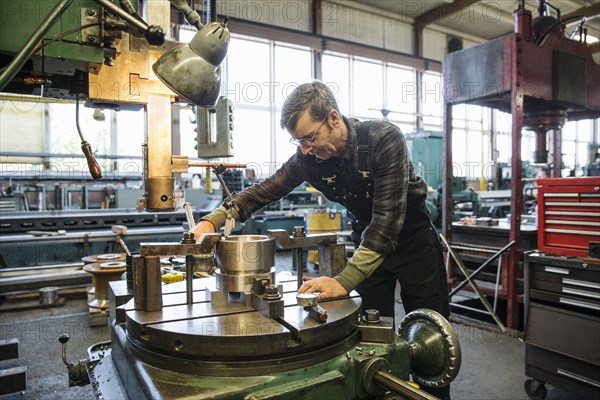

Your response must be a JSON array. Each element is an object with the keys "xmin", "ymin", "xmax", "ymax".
[{"xmin": 334, "ymin": 245, "xmax": 385, "ymax": 292}]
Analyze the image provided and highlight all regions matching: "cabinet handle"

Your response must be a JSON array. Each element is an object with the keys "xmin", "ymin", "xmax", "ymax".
[
  {"xmin": 559, "ymin": 297, "xmax": 600, "ymax": 311},
  {"xmin": 557, "ymin": 368, "xmax": 600, "ymax": 388},
  {"xmin": 544, "ymin": 266, "xmax": 569, "ymax": 275},
  {"xmin": 562, "ymin": 287, "xmax": 600, "ymax": 300},
  {"xmin": 563, "ymin": 278, "xmax": 600, "ymax": 290}
]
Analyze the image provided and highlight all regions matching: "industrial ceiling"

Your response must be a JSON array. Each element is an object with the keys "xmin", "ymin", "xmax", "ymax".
[{"xmin": 346, "ymin": 0, "xmax": 600, "ymax": 52}]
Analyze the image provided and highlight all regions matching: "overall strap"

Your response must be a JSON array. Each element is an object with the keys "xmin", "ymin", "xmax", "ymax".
[{"xmin": 356, "ymin": 121, "xmax": 372, "ymax": 171}]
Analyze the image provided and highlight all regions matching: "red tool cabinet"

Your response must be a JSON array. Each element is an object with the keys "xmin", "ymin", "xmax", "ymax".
[{"xmin": 537, "ymin": 177, "xmax": 600, "ymax": 258}]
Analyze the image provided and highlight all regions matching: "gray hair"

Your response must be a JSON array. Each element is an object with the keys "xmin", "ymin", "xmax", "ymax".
[{"xmin": 280, "ymin": 81, "xmax": 340, "ymax": 131}]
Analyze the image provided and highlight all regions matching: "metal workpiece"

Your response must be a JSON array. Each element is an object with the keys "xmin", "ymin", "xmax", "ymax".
[
  {"xmin": 215, "ymin": 235, "xmax": 276, "ymax": 292},
  {"xmin": 215, "ymin": 235, "xmax": 275, "ymax": 273}
]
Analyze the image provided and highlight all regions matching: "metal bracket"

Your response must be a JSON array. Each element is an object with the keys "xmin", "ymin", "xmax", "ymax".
[{"xmin": 133, "ymin": 233, "xmax": 221, "ymax": 311}]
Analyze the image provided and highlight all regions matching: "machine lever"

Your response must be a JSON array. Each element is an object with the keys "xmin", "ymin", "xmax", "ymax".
[
  {"xmin": 75, "ymin": 94, "xmax": 102, "ymax": 179},
  {"xmin": 81, "ymin": 141, "xmax": 102, "ymax": 179},
  {"xmin": 58, "ymin": 333, "xmax": 91, "ymax": 386}
]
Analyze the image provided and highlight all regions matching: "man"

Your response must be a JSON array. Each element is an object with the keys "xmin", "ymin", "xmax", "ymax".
[{"xmin": 194, "ymin": 81, "xmax": 451, "ymax": 399}]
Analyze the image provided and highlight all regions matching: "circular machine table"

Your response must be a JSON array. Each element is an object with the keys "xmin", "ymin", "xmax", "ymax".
[
  {"xmin": 125, "ymin": 235, "xmax": 363, "ymax": 376},
  {"xmin": 83, "ymin": 261, "xmax": 126, "ymax": 309},
  {"xmin": 125, "ymin": 277, "xmax": 362, "ymax": 376}
]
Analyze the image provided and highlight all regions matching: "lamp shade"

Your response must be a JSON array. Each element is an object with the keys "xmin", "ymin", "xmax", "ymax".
[{"xmin": 153, "ymin": 21, "xmax": 230, "ymax": 107}]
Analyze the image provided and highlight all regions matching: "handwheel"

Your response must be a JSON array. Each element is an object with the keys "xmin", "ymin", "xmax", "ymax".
[
  {"xmin": 524, "ymin": 379, "xmax": 547, "ymax": 400},
  {"xmin": 398, "ymin": 309, "xmax": 461, "ymax": 387}
]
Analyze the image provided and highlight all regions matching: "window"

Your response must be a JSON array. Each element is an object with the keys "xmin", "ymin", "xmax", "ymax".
[
  {"xmin": 352, "ymin": 59, "xmax": 383, "ymax": 119},
  {"xmin": 422, "ymin": 72, "xmax": 442, "ymax": 130},
  {"xmin": 322, "ymin": 53, "xmax": 350, "ymax": 114},
  {"xmin": 387, "ymin": 65, "xmax": 416, "ymax": 133}
]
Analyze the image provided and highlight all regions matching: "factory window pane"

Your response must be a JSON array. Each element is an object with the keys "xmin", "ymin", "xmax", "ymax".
[
  {"xmin": 353, "ymin": 59, "xmax": 383, "ymax": 119},
  {"xmin": 496, "ymin": 134, "xmax": 510, "ymax": 163},
  {"xmin": 562, "ymin": 121, "xmax": 576, "ymax": 140},
  {"xmin": 577, "ymin": 141, "xmax": 589, "ymax": 168},
  {"xmin": 387, "ymin": 65, "xmax": 415, "ymax": 126},
  {"xmin": 48, "ymin": 103, "xmax": 112, "ymax": 174},
  {"xmin": 452, "ymin": 104, "xmax": 466, "ymax": 129},
  {"xmin": 322, "ymin": 53, "xmax": 350, "ymax": 114},
  {"xmin": 467, "ymin": 105, "xmax": 483, "ymax": 130},
  {"xmin": 274, "ymin": 45, "xmax": 312, "ymax": 108},
  {"xmin": 228, "ymin": 108, "xmax": 271, "ymax": 177},
  {"xmin": 521, "ymin": 130, "xmax": 535, "ymax": 163},
  {"xmin": 177, "ymin": 105, "xmax": 198, "ymax": 159},
  {"xmin": 115, "ymin": 109, "xmax": 144, "ymax": 176},
  {"xmin": 422, "ymin": 72, "xmax": 442, "ymax": 128},
  {"xmin": 452, "ymin": 129, "xmax": 466, "ymax": 176},
  {"xmin": 225, "ymin": 37, "xmax": 271, "ymax": 106},
  {"xmin": 563, "ymin": 140, "xmax": 576, "ymax": 169},
  {"xmin": 274, "ymin": 110, "xmax": 298, "ymax": 169},
  {"xmin": 576, "ymin": 119, "xmax": 591, "ymax": 142}
]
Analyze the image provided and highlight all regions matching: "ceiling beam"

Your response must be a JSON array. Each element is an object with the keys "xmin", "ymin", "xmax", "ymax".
[
  {"xmin": 414, "ymin": 0, "xmax": 481, "ymax": 28},
  {"xmin": 563, "ymin": 5, "xmax": 600, "ymax": 21}
]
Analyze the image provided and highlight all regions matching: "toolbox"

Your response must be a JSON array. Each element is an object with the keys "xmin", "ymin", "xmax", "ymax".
[{"xmin": 537, "ymin": 177, "xmax": 600, "ymax": 258}]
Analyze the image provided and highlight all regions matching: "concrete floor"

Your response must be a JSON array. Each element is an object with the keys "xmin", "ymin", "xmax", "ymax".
[{"xmin": 0, "ymin": 254, "xmax": 588, "ymax": 400}]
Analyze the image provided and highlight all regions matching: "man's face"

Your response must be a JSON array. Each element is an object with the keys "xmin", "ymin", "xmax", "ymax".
[{"xmin": 289, "ymin": 110, "xmax": 336, "ymax": 160}]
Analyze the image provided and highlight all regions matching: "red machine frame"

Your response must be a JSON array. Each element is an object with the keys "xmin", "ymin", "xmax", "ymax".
[{"xmin": 442, "ymin": 8, "xmax": 600, "ymax": 329}]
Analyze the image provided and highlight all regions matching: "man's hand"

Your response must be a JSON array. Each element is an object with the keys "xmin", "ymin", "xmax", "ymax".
[
  {"xmin": 193, "ymin": 220, "xmax": 216, "ymax": 241},
  {"xmin": 298, "ymin": 276, "xmax": 348, "ymax": 300}
]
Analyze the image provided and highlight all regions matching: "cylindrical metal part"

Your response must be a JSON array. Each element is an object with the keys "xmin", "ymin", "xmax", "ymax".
[
  {"xmin": 373, "ymin": 371, "xmax": 439, "ymax": 400},
  {"xmin": 83, "ymin": 261, "xmax": 126, "ymax": 309},
  {"xmin": 215, "ymin": 235, "xmax": 276, "ymax": 292},
  {"xmin": 147, "ymin": 177, "xmax": 175, "ymax": 211},
  {"xmin": 215, "ymin": 235, "xmax": 275, "ymax": 274},
  {"xmin": 39, "ymin": 286, "xmax": 59, "ymax": 305},
  {"xmin": 216, "ymin": 268, "xmax": 276, "ymax": 293}
]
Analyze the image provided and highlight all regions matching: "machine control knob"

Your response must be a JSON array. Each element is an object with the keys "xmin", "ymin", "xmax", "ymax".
[{"xmin": 58, "ymin": 334, "xmax": 69, "ymax": 344}]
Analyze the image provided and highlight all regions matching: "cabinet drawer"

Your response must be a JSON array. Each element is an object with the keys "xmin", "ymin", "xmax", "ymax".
[
  {"xmin": 530, "ymin": 262, "xmax": 600, "ymax": 283},
  {"xmin": 530, "ymin": 288, "xmax": 600, "ymax": 315},
  {"xmin": 526, "ymin": 345, "xmax": 600, "ymax": 399},
  {"xmin": 525, "ymin": 302, "xmax": 600, "ymax": 365},
  {"xmin": 531, "ymin": 277, "xmax": 600, "ymax": 301}
]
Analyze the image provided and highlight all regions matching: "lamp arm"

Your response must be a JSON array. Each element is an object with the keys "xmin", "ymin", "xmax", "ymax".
[
  {"xmin": 91, "ymin": 0, "xmax": 165, "ymax": 45},
  {"xmin": 169, "ymin": 0, "xmax": 204, "ymax": 30}
]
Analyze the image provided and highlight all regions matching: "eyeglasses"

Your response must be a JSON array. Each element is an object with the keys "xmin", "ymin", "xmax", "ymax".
[{"xmin": 289, "ymin": 115, "xmax": 328, "ymax": 147}]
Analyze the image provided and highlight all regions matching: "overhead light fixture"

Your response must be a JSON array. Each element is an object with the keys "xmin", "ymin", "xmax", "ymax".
[{"xmin": 153, "ymin": 18, "xmax": 230, "ymax": 108}]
